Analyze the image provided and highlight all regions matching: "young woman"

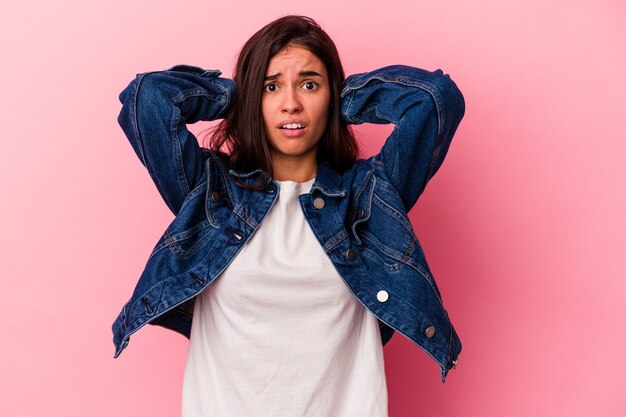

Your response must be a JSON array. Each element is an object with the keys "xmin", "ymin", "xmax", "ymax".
[{"xmin": 112, "ymin": 15, "xmax": 464, "ymax": 416}]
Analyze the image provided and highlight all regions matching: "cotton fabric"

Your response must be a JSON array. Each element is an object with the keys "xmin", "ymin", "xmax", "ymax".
[{"xmin": 182, "ymin": 177, "xmax": 388, "ymax": 417}]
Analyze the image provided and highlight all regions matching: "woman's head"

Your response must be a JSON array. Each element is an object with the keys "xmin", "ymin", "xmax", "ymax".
[
  {"xmin": 261, "ymin": 43, "xmax": 330, "ymax": 180},
  {"xmin": 208, "ymin": 15, "xmax": 359, "ymax": 188}
]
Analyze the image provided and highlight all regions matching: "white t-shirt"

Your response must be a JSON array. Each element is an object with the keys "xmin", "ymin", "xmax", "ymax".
[{"xmin": 182, "ymin": 177, "xmax": 388, "ymax": 417}]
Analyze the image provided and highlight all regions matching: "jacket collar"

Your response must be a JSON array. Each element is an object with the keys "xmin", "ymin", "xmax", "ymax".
[
  {"xmin": 310, "ymin": 158, "xmax": 346, "ymax": 197},
  {"xmin": 227, "ymin": 158, "xmax": 346, "ymax": 197}
]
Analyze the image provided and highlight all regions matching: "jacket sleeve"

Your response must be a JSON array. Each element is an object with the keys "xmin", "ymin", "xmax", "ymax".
[
  {"xmin": 117, "ymin": 64, "xmax": 236, "ymax": 215},
  {"xmin": 340, "ymin": 65, "xmax": 465, "ymax": 212}
]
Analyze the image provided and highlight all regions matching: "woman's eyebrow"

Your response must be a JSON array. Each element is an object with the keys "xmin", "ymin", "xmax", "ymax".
[
  {"xmin": 264, "ymin": 70, "xmax": 323, "ymax": 81},
  {"xmin": 299, "ymin": 70, "xmax": 323, "ymax": 78}
]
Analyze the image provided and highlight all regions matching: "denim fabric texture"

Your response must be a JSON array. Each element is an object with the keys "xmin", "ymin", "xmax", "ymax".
[{"xmin": 112, "ymin": 63, "xmax": 465, "ymax": 382}]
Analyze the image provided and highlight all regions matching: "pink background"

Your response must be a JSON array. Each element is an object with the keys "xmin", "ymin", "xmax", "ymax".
[{"xmin": 1, "ymin": 0, "xmax": 625, "ymax": 416}]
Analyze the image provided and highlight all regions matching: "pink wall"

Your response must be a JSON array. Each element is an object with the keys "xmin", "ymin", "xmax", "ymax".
[{"xmin": 1, "ymin": 0, "xmax": 625, "ymax": 416}]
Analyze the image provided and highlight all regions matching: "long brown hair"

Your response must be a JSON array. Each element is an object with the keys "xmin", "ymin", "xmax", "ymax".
[{"xmin": 204, "ymin": 15, "xmax": 359, "ymax": 190}]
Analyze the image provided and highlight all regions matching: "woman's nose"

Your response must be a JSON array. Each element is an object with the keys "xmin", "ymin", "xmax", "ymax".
[{"xmin": 281, "ymin": 88, "xmax": 303, "ymax": 113}]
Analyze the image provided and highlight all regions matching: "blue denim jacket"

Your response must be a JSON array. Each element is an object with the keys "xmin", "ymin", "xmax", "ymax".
[{"xmin": 112, "ymin": 63, "xmax": 465, "ymax": 382}]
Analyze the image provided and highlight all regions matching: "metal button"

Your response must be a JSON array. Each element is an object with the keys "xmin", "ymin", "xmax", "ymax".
[
  {"xmin": 357, "ymin": 207, "xmax": 365, "ymax": 218},
  {"xmin": 452, "ymin": 359, "xmax": 458, "ymax": 368},
  {"xmin": 424, "ymin": 326, "xmax": 436, "ymax": 339},
  {"xmin": 232, "ymin": 232, "xmax": 243, "ymax": 241},
  {"xmin": 211, "ymin": 191, "xmax": 221, "ymax": 201},
  {"xmin": 376, "ymin": 290, "xmax": 389, "ymax": 302},
  {"xmin": 313, "ymin": 197, "xmax": 325, "ymax": 209},
  {"xmin": 345, "ymin": 248, "xmax": 356, "ymax": 260}
]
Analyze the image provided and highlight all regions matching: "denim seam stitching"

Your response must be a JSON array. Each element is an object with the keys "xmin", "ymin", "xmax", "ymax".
[
  {"xmin": 205, "ymin": 158, "xmax": 220, "ymax": 227},
  {"xmin": 211, "ymin": 154, "xmax": 236, "ymax": 205},
  {"xmin": 234, "ymin": 205, "xmax": 258, "ymax": 229},
  {"xmin": 322, "ymin": 229, "xmax": 348, "ymax": 253},
  {"xmin": 404, "ymin": 262, "xmax": 445, "ymax": 307},
  {"xmin": 372, "ymin": 192, "xmax": 414, "ymax": 232},
  {"xmin": 168, "ymin": 101, "xmax": 192, "ymax": 197},
  {"xmin": 360, "ymin": 228, "xmax": 414, "ymax": 271},
  {"xmin": 349, "ymin": 171, "xmax": 376, "ymax": 245}
]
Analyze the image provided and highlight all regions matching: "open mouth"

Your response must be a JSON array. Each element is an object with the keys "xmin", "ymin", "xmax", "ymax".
[
  {"xmin": 279, "ymin": 123, "xmax": 306, "ymax": 130},
  {"xmin": 279, "ymin": 123, "xmax": 306, "ymax": 137}
]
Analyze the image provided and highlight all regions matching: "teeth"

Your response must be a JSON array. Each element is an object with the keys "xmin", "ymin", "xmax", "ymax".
[{"xmin": 281, "ymin": 123, "xmax": 304, "ymax": 129}]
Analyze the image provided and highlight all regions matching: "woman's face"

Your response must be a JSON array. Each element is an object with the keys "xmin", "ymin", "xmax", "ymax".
[{"xmin": 261, "ymin": 44, "xmax": 330, "ymax": 168}]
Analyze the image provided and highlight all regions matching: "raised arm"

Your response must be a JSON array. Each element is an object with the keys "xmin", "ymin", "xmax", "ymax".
[
  {"xmin": 341, "ymin": 65, "xmax": 465, "ymax": 212},
  {"xmin": 117, "ymin": 64, "xmax": 236, "ymax": 215}
]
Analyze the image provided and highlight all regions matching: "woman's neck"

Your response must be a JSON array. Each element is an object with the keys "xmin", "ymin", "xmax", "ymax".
[{"xmin": 270, "ymin": 153, "xmax": 317, "ymax": 182}]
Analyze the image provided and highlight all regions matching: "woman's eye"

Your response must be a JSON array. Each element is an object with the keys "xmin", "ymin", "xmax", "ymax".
[
  {"xmin": 302, "ymin": 81, "xmax": 318, "ymax": 90},
  {"xmin": 264, "ymin": 83, "xmax": 278, "ymax": 92}
]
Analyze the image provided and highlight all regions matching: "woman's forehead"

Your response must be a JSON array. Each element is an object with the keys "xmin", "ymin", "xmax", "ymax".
[{"xmin": 266, "ymin": 45, "xmax": 325, "ymax": 76}]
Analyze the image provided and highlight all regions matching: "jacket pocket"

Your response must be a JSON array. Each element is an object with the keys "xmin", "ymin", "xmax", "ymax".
[
  {"xmin": 158, "ymin": 179, "xmax": 217, "ymax": 258},
  {"xmin": 358, "ymin": 217, "xmax": 415, "ymax": 272},
  {"xmin": 163, "ymin": 219, "xmax": 216, "ymax": 257},
  {"xmin": 351, "ymin": 175, "xmax": 416, "ymax": 272}
]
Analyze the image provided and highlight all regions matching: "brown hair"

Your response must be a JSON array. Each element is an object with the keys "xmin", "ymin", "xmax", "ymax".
[{"xmin": 203, "ymin": 15, "xmax": 359, "ymax": 189}]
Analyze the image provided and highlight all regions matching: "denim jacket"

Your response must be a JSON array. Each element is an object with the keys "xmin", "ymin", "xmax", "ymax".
[{"xmin": 112, "ymin": 63, "xmax": 465, "ymax": 382}]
